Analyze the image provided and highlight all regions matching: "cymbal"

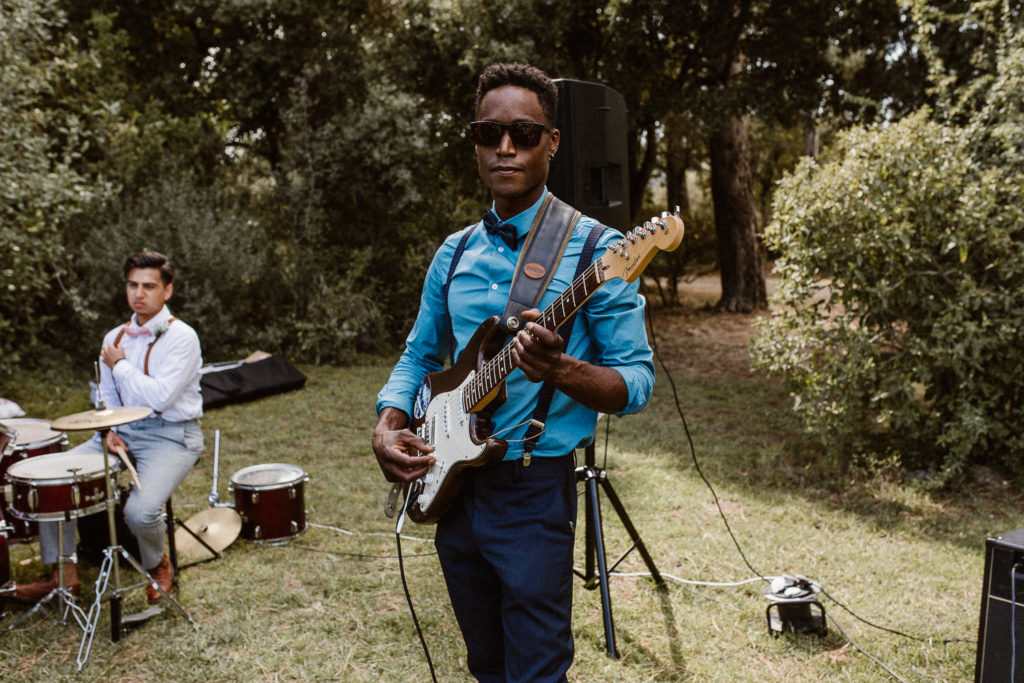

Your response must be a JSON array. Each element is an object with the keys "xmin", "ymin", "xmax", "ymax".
[
  {"xmin": 174, "ymin": 507, "xmax": 242, "ymax": 560},
  {"xmin": 51, "ymin": 406, "xmax": 153, "ymax": 431}
]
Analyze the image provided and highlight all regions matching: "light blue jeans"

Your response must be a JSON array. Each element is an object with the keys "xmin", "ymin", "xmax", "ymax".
[{"xmin": 39, "ymin": 416, "xmax": 203, "ymax": 569}]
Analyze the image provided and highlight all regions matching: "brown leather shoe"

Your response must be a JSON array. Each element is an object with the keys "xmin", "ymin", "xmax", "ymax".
[
  {"xmin": 145, "ymin": 554, "xmax": 173, "ymax": 603},
  {"xmin": 15, "ymin": 564, "xmax": 80, "ymax": 601}
]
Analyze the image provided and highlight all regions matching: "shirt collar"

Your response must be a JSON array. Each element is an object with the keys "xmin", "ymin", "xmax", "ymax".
[
  {"xmin": 488, "ymin": 189, "xmax": 550, "ymax": 243},
  {"xmin": 131, "ymin": 305, "xmax": 173, "ymax": 331}
]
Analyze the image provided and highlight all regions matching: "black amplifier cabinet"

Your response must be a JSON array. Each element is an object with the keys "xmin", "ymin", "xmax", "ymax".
[{"xmin": 976, "ymin": 528, "xmax": 1024, "ymax": 681}]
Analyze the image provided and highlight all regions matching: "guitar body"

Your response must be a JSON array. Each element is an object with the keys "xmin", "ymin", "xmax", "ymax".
[{"xmin": 407, "ymin": 316, "xmax": 510, "ymax": 524}]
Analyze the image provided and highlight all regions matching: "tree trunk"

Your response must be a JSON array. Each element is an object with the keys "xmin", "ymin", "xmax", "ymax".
[
  {"xmin": 803, "ymin": 119, "xmax": 819, "ymax": 158},
  {"xmin": 709, "ymin": 114, "xmax": 766, "ymax": 312},
  {"xmin": 660, "ymin": 120, "xmax": 692, "ymax": 306}
]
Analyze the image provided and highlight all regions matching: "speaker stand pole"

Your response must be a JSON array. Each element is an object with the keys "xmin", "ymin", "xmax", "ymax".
[{"xmin": 575, "ymin": 442, "xmax": 663, "ymax": 658}]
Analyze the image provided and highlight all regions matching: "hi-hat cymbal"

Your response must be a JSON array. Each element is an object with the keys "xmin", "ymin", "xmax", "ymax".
[
  {"xmin": 175, "ymin": 507, "xmax": 242, "ymax": 560},
  {"xmin": 51, "ymin": 406, "xmax": 153, "ymax": 431}
]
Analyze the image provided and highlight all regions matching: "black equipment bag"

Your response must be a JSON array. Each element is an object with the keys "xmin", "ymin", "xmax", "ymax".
[{"xmin": 200, "ymin": 355, "xmax": 306, "ymax": 410}]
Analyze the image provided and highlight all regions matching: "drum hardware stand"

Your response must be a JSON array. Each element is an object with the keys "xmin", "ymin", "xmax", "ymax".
[
  {"xmin": 79, "ymin": 428, "xmax": 194, "ymax": 643},
  {"xmin": 44, "ymin": 394, "xmax": 199, "ymax": 670},
  {"xmin": 574, "ymin": 438, "xmax": 664, "ymax": 659},
  {"xmin": 4, "ymin": 514, "xmax": 89, "ymax": 634},
  {"xmin": 32, "ymin": 382, "xmax": 196, "ymax": 668},
  {"xmin": 172, "ymin": 429, "xmax": 236, "ymax": 569}
]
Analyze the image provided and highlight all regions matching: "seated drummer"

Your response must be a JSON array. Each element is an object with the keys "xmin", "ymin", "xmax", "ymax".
[{"xmin": 17, "ymin": 251, "xmax": 204, "ymax": 602}]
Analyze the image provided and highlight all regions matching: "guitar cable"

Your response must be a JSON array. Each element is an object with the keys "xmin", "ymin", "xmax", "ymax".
[{"xmin": 394, "ymin": 485, "xmax": 438, "ymax": 683}]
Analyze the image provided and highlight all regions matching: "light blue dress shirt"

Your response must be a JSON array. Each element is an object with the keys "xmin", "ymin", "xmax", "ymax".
[{"xmin": 377, "ymin": 191, "xmax": 654, "ymax": 460}]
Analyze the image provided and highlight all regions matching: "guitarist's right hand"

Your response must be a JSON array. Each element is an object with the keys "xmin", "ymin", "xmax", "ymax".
[{"xmin": 373, "ymin": 407, "xmax": 436, "ymax": 483}]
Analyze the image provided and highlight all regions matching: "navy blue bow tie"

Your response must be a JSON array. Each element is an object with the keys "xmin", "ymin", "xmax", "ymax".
[{"xmin": 482, "ymin": 209, "xmax": 519, "ymax": 251}]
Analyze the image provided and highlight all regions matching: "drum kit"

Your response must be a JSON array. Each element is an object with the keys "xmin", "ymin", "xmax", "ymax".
[{"xmin": 0, "ymin": 404, "xmax": 310, "ymax": 670}]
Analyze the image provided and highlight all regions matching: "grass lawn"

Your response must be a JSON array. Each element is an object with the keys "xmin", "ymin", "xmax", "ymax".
[{"xmin": 1, "ymin": 300, "xmax": 1018, "ymax": 681}]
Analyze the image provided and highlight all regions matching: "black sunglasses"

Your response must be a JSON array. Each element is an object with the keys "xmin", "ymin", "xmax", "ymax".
[{"xmin": 469, "ymin": 121, "xmax": 552, "ymax": 149}]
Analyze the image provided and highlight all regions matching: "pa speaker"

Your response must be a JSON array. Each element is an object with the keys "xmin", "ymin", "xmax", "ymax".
[
  {"xmin": 976, "ymin": 528, "xmax": 1024, "ymax": 681},
  {"xmin": 548, "ymin": 79, "xmax": 630, "ymax": 230}
]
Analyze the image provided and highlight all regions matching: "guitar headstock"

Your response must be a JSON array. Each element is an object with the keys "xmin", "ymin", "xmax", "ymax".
[{"xmin": 600, "ymin": 212, "xmax": 685, "ymax": 283}]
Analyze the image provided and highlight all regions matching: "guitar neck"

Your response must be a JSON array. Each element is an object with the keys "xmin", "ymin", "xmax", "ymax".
[
  {"xmin": 462, "ymin": 258, "xmax": 607, "ymax": 412},
  {"xmin": 457, "ymin": 211, "xmax": 684, "ymax": 414}
]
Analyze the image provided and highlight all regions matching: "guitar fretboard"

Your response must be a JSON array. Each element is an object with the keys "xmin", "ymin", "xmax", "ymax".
[{"xmin": 462, "ymin": 258, "xmax": 607, "ymax": 412}]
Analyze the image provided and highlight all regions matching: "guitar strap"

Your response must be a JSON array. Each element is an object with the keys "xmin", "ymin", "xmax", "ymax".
[
  {"xmin": 442, "ymin": 193, "xmax": 608, "ymax": 465},
  {"xmin": 499, "ymin": 193, "xmax": 579, "ymax": 333},
  {"xmin": 443, "ymin": 192, "xmax": 580, "ymax": 362},
  {"xmin": 520, "ymin": 222, "xmax": 608, "ymax": 465}
]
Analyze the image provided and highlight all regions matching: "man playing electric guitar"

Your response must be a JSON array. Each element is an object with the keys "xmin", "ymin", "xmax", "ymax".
[{"xmin": 372, "ymin": 63, "xmax": 655, "ymax": 682}]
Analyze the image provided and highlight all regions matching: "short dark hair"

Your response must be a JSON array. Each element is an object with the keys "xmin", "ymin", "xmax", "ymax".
[
  {"xmin": 475, "ymin": 63, "xmax": 558, "ymax": 125},
  {"xmin": 124, "ymin": 251, "xmax": 174, "ymax": 285}
]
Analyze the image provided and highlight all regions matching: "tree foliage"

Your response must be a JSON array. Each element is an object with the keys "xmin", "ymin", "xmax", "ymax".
[
  {"xmin": 0, "ymin": 0, "xmax": 115, "ymax": 372},
  {"xmin": 753, "ymin": 8, "xmax": 1024, "ymax": 482},
  {"xmin": 0, "ymin": 0, "xmax": 960, "ymax": 379}
]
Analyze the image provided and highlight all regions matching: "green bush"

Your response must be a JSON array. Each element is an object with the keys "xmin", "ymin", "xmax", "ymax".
[
  {"xmin": 0, "ymin": 0, "xmax": 114, "ymax": 377},
  {"xmin": 752, "ymin": 103, "xmax": 1024, "ymax": 483}
]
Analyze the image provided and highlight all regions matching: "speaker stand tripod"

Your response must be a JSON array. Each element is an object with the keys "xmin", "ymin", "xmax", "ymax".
[{"xmin": 575, "ymin": 441, "xmax": 663, "ymax": 658}]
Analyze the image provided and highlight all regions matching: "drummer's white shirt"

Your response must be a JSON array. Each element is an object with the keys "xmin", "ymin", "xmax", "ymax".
[{"xmin": 98, "ymin": 305, "xmax": 203, "ymax": 423}]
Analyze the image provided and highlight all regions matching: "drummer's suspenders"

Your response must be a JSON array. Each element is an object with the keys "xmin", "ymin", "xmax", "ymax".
[{"xmin": 110, "ymin": 318, "xmax": 177, "ymax": 411}]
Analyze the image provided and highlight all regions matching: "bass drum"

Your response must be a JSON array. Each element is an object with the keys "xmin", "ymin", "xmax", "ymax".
[
  {"xmin": 0, "ymin": 418, "xmax": 69, "ymax": 539},
  {"xmin": 229, "ymin": 463, "xmax": 309, "ymax": 543}
]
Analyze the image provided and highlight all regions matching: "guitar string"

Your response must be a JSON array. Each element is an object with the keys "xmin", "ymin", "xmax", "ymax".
[
  {"xmin": 464, "ymin": 258, "xmax": 604, "ymax": 411},
  {"xmin": 462, "ymin": 218, "xmax": 657, "ymax": 410}
]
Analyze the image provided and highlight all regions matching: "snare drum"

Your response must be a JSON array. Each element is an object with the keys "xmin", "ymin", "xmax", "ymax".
[
  {"xmin": 229, "ymin": 463, "xmax": 309, "ymax": 542},
  {"xmin": 4, "ymin": 451, "xmax": 120, "ymax": 521},
  {"xmin": 0, "ymin": 418, "xmax": 68, "ymax": 538}
]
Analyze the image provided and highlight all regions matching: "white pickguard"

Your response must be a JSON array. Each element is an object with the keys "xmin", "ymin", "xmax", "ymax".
[{"xmin": 413, "ymin": 371, "xmax": 487, "ymax": 515}]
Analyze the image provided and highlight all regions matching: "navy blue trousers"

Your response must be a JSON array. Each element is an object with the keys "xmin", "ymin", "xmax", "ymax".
[{"xmin": 435, "ymin": 453, "xmax": 578, "ymax": 683}]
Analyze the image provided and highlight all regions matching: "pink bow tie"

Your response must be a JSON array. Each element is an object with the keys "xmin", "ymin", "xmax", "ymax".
[{"xmin": 124, "ymin": 326, "xmax": 153, "ymax": 338}]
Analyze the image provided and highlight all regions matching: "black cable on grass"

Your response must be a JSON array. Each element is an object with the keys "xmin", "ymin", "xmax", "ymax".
[
  {"xmin": 826, "ymin": 612, "xmax": 909, "ymax": 683},
  {"xmin": 395, "ymin": 493, "xmax": 437, "ymax": 683},
  {"xmin": 642, "ymin": 295, "xmax": 767, "ymax": 583},
  {"xmin": 818, "ymin": 585, "xmax": 972, "ymax": 645},
  {"xmin": 640, "ymin": 295, "xmax": 962, "ymax": 679},
  {"xmin": 397, "ymin": 530, "xmax": 437, "ymax": 683}
]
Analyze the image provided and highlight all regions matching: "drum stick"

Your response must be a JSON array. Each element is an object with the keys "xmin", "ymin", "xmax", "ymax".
[{"xmin": 113, "ymin": 444, "xmax": 143, "ymax": 491}]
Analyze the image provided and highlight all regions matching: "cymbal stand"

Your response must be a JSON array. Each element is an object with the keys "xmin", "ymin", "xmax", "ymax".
[
  {"xmin": 575, "ymin": 438, "xmax": 663, "ymax": 658},
  {"xmin": 76, "ymin": 428, "xmax": 195, "ymax": 671},
  {"xmin": 4, "ymin": 514, "xmax": 88, "ymax": 633},
  {"xmin": 174, "ymin": 429, "xmax": 230, "ymax": 569}
]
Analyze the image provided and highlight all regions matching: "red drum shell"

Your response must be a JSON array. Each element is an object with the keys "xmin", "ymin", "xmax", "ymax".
[
  {"xmin": 229, "ymin": 463, "xmax": 308, "ymax": 543},
  {"xmin": 5, "ymin": 452, "xmax": 120, "ymax": 521},
  {"xmin": 0, "ymin": 418, "xmax": 68, "ymax": 539},
  {"xmin": 0, "ymin": 418, "xmax": 68, "ymax": 458},
  {"xmin": 0, "ymin": 507, "xmax": 9, "ymax": 588}
]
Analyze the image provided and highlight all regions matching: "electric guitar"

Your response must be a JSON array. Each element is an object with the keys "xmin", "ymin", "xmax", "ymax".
[{"xmin": 392, "ymin": 212, "xmax": 685, "ymax": 524}]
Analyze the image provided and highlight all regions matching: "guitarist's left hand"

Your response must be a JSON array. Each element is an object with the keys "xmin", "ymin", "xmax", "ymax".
[{"xmin": 511, "ymin": 309, "xmax": 564, "ymax": 383}]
